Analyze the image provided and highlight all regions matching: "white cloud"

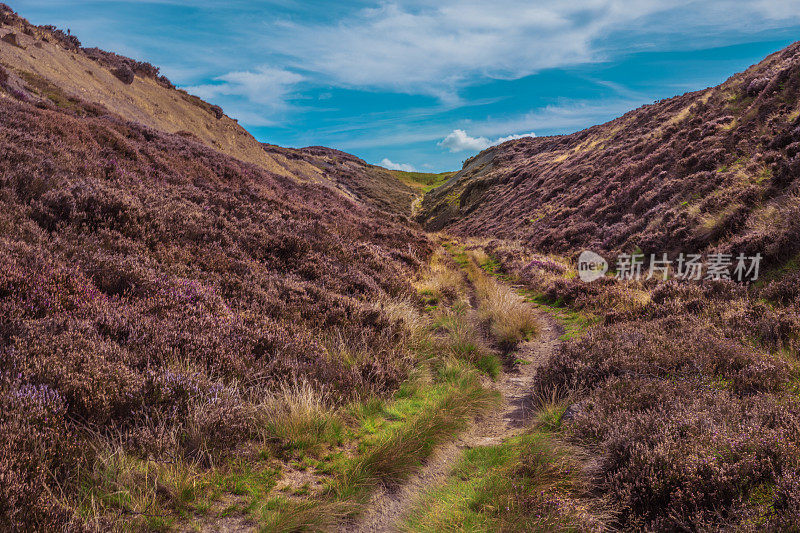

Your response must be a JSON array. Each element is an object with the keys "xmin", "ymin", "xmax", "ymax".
[
  {"xmin": 495, "ymin": 132, "xmax": 537, "ymax": 144},
  {"xmin": 381, "ymin": 158, "xmax": 417, "ymax": 172},
  {"xmin": 439, "ymin": 129, "xmax": 536, "ymax": 152},
  {"xmin": 184, "ymin": 66, "xmax": 303, "ymax": 113},
  {"xmin": 439, "ymin": 130, "xmax": 492, "ymax": 152}
]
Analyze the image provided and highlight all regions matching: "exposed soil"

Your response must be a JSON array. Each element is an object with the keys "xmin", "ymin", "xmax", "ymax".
[{"xmin": 344, "ymin": 306, "xmax": 564, "ymax": 533}]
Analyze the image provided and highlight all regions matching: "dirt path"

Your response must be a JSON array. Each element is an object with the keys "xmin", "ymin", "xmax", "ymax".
[{"xmin": 344, "ymin": 306, "xmax": 564, "ymax": 533}]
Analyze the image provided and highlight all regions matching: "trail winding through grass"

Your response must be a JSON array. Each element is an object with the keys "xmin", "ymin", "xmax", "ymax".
[{"xmin": 345, "ymin": 304, "xmax": 564, "ymax": 532}]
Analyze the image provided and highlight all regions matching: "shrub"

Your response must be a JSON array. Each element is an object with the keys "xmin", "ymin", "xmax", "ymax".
[
  {"xmin": 39, "ymin": 25, "xmax": 81, "ymax": 49},
  {"xmin": 747, "ymin": 77, "xmax": 771, "ymax": 96},
  {"xmin": 111, "ymin": 65, "xmax": 134, "ymax": 85},
  {"xmin": 0, "ymin": 379, "xmax": 80, "ymax": 529},
  {"xmin": 566, "ymin": 379, "xmax": 800, "ymax": 530},
  {"xmin": 763, "ymin": 271, "xmax": 800, "ymax": 306},
  {"xmin": 209, "ymin": 104, "xmax": 224, "ymax": 119},
  {"xmin": 537, "ymin": 317, "xmax": 790, "ymax": 396}
]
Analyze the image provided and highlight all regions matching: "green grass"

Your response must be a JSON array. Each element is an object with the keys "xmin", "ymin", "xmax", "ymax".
[
  {"xmin": 259, "ymin": 497, "xmax": 357, "ymax": 533},
  {"xmin": 478, "ymin": 256, "xmax": 502, "ymax": 275},
  {"xmin": 474, "ymin": 354, "xmax": 501, "ymax": 379},
  {"xmin": 402, "ymin": 431, "xmax": 595, "ymax": 532},
  {"xmin": 518, "ymin": 289, "xmax": 597, "ymax": 341},
  {"xmin": 259, "ymin": 364, "xmax": 498, "ymax": 530},
  {"xmin": 442, "ymin": 242, "xmax": 470, "ymax": 267},
  {"xmin": 389, "ymin": 170, "xmax": 455, "ymax": 192},
  {"xmin": 333, "ymin": 376, "xmax": 497, "ymax": 499}
]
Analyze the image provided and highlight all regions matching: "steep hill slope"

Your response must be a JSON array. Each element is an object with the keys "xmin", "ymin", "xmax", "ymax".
[
  {"xmin": 0, "ymin": 4, "xmax": 416, "ymax": 215},
  {"xmin": 0, "ymin": 49, "xmax": 431, "ymax": 531},
  {"xmin": 419, "ymin": 41, "xmax": 800, "ymax": 269}
]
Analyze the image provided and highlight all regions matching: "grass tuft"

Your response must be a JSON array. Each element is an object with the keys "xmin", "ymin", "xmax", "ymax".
[
  {"xmin": 258, "ymin": 380, "xmax": 343, "ymax": 456},
  {"xmin": 403, "ymin": 431, "xmax": 606, "ymax": 532},
  {"xmin": 464, "ymin": 249, "xmax": 541, "ymax": 349}
]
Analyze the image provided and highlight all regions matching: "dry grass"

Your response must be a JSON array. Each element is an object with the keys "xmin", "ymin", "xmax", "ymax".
[
  {"xmin": 413, "ymin": 248, "xmax": 464, "ymax": 306},
  {"xmin": 260, "ymin": 498, "xmax": 358, "ymax": 533},
  {"xmin": 432, "ymin": 306, "xmax": 500, "ymax": 377},
  {"xmin": 465, "ymin": 250, "xmax": 540, "ymax": 349},
  {"xmin": 68, "ymin": 439, "xmax": 207, "ymax": 532},
  {"xmin": 372, "ymin": 297, "xmax": 429, "ymax": 347},
  {"xmin": 256, "ymin": 379, "xmax": 343, "ymax": 455}
]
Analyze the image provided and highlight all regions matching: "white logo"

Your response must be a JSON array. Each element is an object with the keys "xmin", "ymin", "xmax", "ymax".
[{"xmin": 578, "ymin": 250, "xmax": 608, "ymax": 282}]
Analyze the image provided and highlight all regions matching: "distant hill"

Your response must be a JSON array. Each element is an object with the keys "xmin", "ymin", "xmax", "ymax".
[
  {"xmin": 262, "ymin": 144, "xmax": 420, "ymax": 215},
  {"xmin": 419, "ymin": 41, "xmax": 800, "ymax": 270}
]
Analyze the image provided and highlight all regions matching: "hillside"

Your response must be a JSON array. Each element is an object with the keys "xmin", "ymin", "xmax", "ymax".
[
  {"xmin": 414, "ymin": 41, "xmax": 800, "ymax": 532},
  {"xmin": 419, "ymin": 41, "xmax": 800, "ymax": 270},
  {"xmin": 0, "ymin": 4, "xmax": 416, "ymax": 215},
  {"xmin": 0, "ymin": 87, "xmax": 435, "ymax": 526},
  {"xmin": 0, "ymin": 5, "xmax": 439, "ymax": 525},
  {"xmin": 262, "ymin": 144, "xmax": 419, "ymax": 215}
]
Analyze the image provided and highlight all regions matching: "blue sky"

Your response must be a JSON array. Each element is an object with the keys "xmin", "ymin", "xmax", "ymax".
[{"xmin": 11, "ymin": 1, "xmax": 800, "ymax": 172}]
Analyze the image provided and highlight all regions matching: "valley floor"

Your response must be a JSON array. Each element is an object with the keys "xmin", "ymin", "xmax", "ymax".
[
  {"xmin": 165, "ymin": 239, "xmax": 609, "ymax": 532},
  {"xmin": 347, "ymin": 305, "xmax": 562, "ymax": 532}
]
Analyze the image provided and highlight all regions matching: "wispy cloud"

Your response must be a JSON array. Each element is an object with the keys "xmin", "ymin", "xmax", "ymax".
[
  {"xmin": 264, "ymin": 0, "xmax": 800, "ymax": 100},
  {"xmin": 184, "ymin": 66, "xmax": 303, "ymax": 117},
  {"xmin": 380, "ymin": 158, "xmax": 417, "ymax": 171}
]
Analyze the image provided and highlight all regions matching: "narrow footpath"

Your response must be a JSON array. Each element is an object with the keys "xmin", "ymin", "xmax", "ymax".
[{"xmin": 346, "ymin": 304, "xmax": 564, "ymax": 532}]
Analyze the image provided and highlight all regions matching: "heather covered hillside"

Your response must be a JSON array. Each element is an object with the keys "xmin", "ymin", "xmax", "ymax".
[
  {"xmin": 5, "ymin": 2, "xmax": 800, "ymax": 531},
  {"xmin": 262, "ymin": 144, "xmax": 419, "ymax": 215},
  {"xmin": 0, "ymin": 92, "xmax": 430, "ymax": 526},
  {"xmin": 419, "ymin": 41, "xmax": 800, "ymax": 269}
]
